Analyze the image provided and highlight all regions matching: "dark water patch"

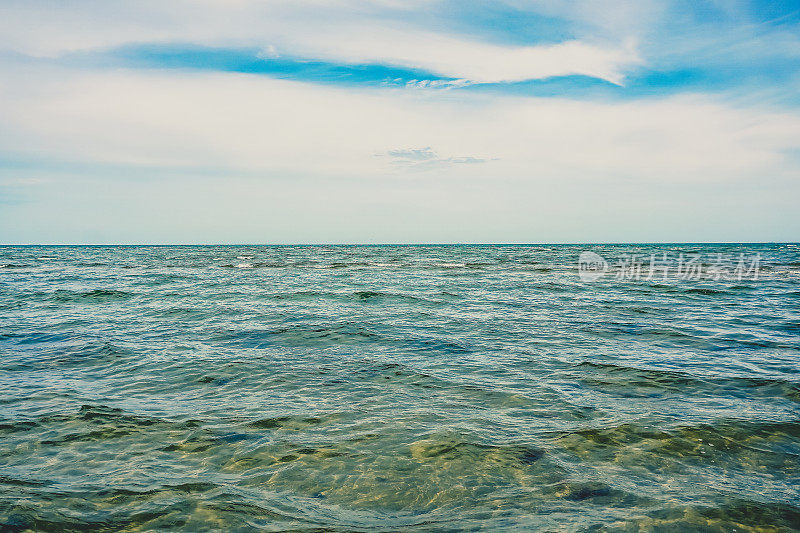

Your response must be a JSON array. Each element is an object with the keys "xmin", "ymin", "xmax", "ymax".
[
  {"xmin": 0, "ymin": 498, "xmax": 204, "ymax": 532},
  {"xmin": 22, "ymin": 405, "xmax": 203, "ymax": 440},
  {"xmin": 354, "ymin": 290, "xmax": 391, "ymax": 299},
  {"xmin": 221, "ymin": 442, "xmax": 347, "ymax": 474},
  {"xmin": 608, "ymin": 499, "xmax": 800, "ymax": 532},
  {"xmin": 217, "ymin": 323, "xmax": 384, "ymax": 348},
  {"xmin": 0, "ymin": 420, "xmax": 39, "ymax": 434},
  {"xmin": 251, "ymin": 262, "xmax": 288, "ymax": 268},
  {"xmin": 197, "ymin": 497, "xmax": 312, "ymax": 525},
  {"xmin": 51, "ymin": 289, "xmax": 133, "ymax": 302},
  {"xmin": 74, "ymin": 341, "xmax": 135, "ymax": 359},
  {"xmin": 546, "ymin": 480, "xmax": 649, "ymax": 507},
  {"xmin": 696, "ymin": 500, "xmax": 800, "ymax": 532},
  {"xmin": 406, "ymin": 335, "xmax": 472, "ymax": 355},
  {"xmin": 76, "ymin": 404, "xmax": 142, "ymax": 422},
  {"xmin": 779, "ymin": 319, "xmax": 800, "ymax": 334},
  {"xmin": 0, "ymin": 332, "xmax": 73, "ymax": 346},
  {"xmin": 196, "ymin": 375, "xmax": 229, "ymax": 385},
  {"xmin": 624, "ymin": 283, "xmax": 736, "ymax": 298},
  {"xmin": 341, "ymin": 360, "xmax": 456, "ymax": 392},
  {"xmin": 0, "ymin": 341, "xmax": 136, "ymax": 372},
  {"xmin": 247, "ymin": 416, "xmax": 293, "ymax": 429},
  {"xmin": 552, "ymin": 419, "xmax": 800, "ymax": 473},
  {"xmin": 683, "ymin": 287, "xmax": 729, "ymax": 296},
  {"xmin": 707, "ymin": 333, "xmax": 795, "ymax": 350},
  {"xmin": 329, "ymin": 261, "xmax": 371, "ymax": 269},
  {"xmin": 349, "ymin": 290, "xmax": 448, "ymax": 307},
  {"xmin": 437, "ymin": 290, "xmax": 462, "ymax": 299},
  {"xmin": 577, "ymin": 361, "xmax": 800, "ymax": 401},
  {"xmin": 598, "ymin": 303, "xmax": 660, "ymax": 315},
  {"xmin": 409, "ymin": 434, "xmax": 546, "ymax": 468},
  {"xmin": 0, "ymin": 476, "xmax": 48, "ymax": 488},
  {"xmin": 164, "ymin": 481, "xmax": 217, "ymax": 493},
  {"xmin": 41, "ymin": 427, "xmax": 138, "ymax": 446},
  {"xmin": 246, "ymin": 414, "xmax": 334, "ymax": 430},
  {"xmin": 215, "ymin": 432, "xmax": 252, "ymax": 444}
]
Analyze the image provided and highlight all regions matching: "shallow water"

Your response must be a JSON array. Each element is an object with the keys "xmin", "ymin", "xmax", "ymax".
[{"xmin": 1, "ymin": 244, "xmax": 799, "ymax": 532}]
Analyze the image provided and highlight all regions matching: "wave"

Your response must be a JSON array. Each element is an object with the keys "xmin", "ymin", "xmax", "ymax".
[
  {"xmin": 262, "ymin": 290, "xmax": 444, "ymax": 306},
  {"xmin": 408, "ymin": 433, "xmax": 545, "ymax": 467},
  {"xmin": 351, "ymin": 290, "xmax": 439, "ymax": 304},
  {"xmin": 682, "ymin": 286, "xmax": 729, "ymax": 295},
  {"xmin": 576, "ymin": 361, "xmax": 800, "ymax": 401},
  {"xmin": 328, "ymin": 261, "xmax": 371, "ymax": 268},
  {"xmin": 213, "ymin": 323, "xmax": 384, "ymax": 348},
  {"xmin": 246, "ymin": 414, "xmax": 335, "ymax": 430},
  {"xmin": 0, "ymin": 405, "xmax": 202, "ymax": 442},
  {"xmin": 51, "ymin": 289, "xmax": 133, "ymax": 302},
  {"xmin": 218, "ymin": 261, "xmax": 287, "ymax": 268}
]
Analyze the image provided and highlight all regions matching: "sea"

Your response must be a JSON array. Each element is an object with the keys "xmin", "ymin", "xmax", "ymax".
[{"xmin": 1, "ymin": 244, "xmax": 798, "ymax": 532}]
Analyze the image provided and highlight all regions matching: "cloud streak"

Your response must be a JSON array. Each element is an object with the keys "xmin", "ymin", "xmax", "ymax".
[
  {"xmin": 0, "ymin": 0, "xmax": 641, "ymax": 85},
  {"xmin": 386, "ymin": 147, "xmax": 489, "ymax": 169}
]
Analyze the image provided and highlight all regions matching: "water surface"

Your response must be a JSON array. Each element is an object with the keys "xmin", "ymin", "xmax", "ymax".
[{"xmin": 1, "ymin": 245, "xmax": 799, "ymax": 531}]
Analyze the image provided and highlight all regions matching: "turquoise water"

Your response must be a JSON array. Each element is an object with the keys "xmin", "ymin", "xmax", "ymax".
[{"xmin": 1, "ymin": 244, "xmax": 799, "ymax": 532}]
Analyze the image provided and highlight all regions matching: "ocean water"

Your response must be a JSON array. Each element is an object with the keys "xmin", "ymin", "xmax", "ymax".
[{"xmin": 1, "ymin": 244, "xmax": 799, "ymax": 532}]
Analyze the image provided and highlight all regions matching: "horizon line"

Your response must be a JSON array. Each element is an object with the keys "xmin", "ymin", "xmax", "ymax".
[{"xmin": 1, "ymin": 242, "xmax": 798, "ymax": 247}]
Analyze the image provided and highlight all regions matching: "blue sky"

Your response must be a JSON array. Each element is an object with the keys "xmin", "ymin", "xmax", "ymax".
[{"xmin": 0, "ymin": 0, "xmax": 799, "ymax": 243}]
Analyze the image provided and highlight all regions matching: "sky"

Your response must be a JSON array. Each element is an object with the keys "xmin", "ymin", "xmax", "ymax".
[{"xmin": 0, "ymin": 0, "xmax": 799, "ymax": 244}]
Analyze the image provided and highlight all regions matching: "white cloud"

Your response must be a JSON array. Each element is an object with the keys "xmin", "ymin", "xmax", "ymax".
[
  {"xmin": 1, "ymin": 63, "xmax": 798, "ymax": 184},
  {"xmin": 0, "ymin": 0, "xmax": 641, "ymax": 84},
  {"xmin": 1, "ymin": 63, "xmax": 798, "ymax": 242}
]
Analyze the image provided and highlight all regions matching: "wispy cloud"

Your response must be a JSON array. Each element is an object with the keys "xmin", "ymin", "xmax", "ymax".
[
  {"xmin": 385, "ymin": 147, "xmax": 489, "ymax": 169},
  {"xmin": 0, "ymin": 1, "xmax": 641, "ymax": 85},
  {"xmin": 2, "ymin": 0, "xmax": 797, "ymax": 94},
  {"xmin": 388, "ymin": 148, "xmax": 441, "ymax": 162}
]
